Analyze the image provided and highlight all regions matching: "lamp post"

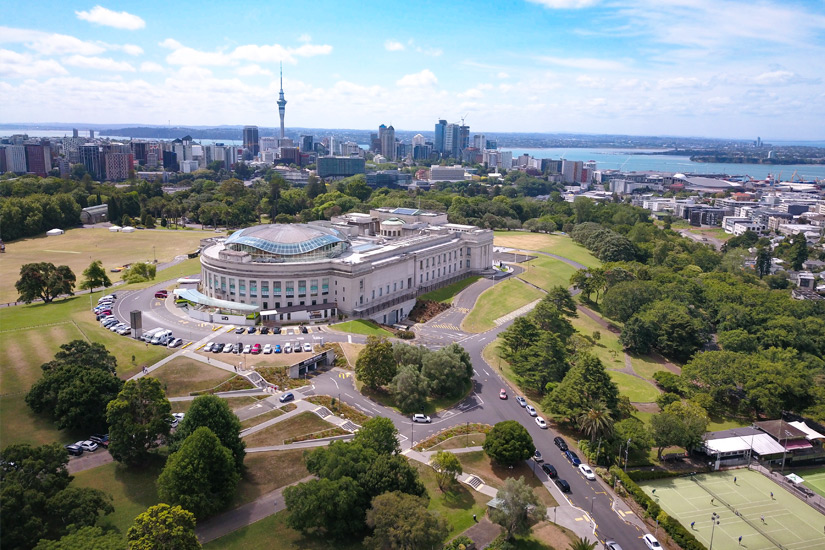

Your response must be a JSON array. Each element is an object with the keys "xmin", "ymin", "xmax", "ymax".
[
  {"xmin": 466, "ymin": 421, "xmax": 469, "ymax": 447},
  {"xmin": 624, "ymin": 438, "xmax": 631, "ymax": 472},
  {"xmin": 709, "ymin": 512, "xmax": 721, "ymax": 550}
]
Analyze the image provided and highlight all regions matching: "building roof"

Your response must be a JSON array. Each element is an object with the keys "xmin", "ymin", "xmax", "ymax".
[
  {"xmin": 225, "ymin": 224, "xmax": 347, "ymax": 256},
  {"xmin": 174, "ymin": 288, "xmax": 259, "ymax": 312},
  {"xmin": 703, "ymin": 432, "xmax": 786, "ymax": 456},
  {"xmin": 755, "ymin": 420, "xmax": 808, "ymax": 441},
  {"xmin": 788, "ymin": 421, "xmax": 825, "ymax": 441}
]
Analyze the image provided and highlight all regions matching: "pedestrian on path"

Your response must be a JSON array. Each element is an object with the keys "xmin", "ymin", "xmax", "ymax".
[
  {"xmin": 711, "ymin": 498, "xmax": 715, "ymax": 505},
  {"xmin": 691, "ymin": 522, "xmax": 695, "ymax": 530},
  {"xmin": 770, "ymin": 491, "xmax": 774, "ymax": 500},
  {"xmin": 739, "ymin": 536, "xmax": 742, "ymax": 545},
  {"xmin": 734, "ymin": 476, "xmax": 737, "ymax": 484},
  {"xmin": 761, "ymin": 515, "xmax": 765, "ymax": 524},
  {"xmin": 473, "ymin": 514, "xmax": 477, "ymax": 523}
]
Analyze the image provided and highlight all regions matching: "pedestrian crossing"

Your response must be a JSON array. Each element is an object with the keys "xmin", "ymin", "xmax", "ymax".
[{"xmin": 428, "ymin": 323, "xmax": 461, "ymax": 331}]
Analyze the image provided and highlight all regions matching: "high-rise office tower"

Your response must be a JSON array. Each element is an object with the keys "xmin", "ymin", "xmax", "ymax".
[
  {"xmin": 300, "ymin": 135, "xmax": 313, "ymax": 152},
  {"xmin": 72, "ymin": 128, "xmax": 78, "ymax": 138},
  {"xmin": 79, "ymin": 144, "xmax": 102, "ymax": 179},
  {"xmin": 4, "ymin": 145, "xmax": 27, "ymax": 173},
  {"xmin": 412, "ymin": 134, "xmax": 426, "ymax": 147},
  {"xmin": 379, "ymin": 124, "xmax": 396, "ymax": 161},
  {"xmin": 473, "ymin": 134, "xmax": 486, "ymax": 150},
  {"xmin": 25, "ymin": 142, "xmax": 51, "ymax": 177},
  {"xmin": 444, "ymin": 123, "xmax": 460, "ymax": 158},
  {"xmin": 243, "ymin": 126, "xmax": 259, "ymax": 156},
  {"xmin": 434, "ymin": 119, "xmax": 447, "ymax": 154},
  {"xmin": 277, "ymin": 63, "xmax": 287, "ymax": 140},
  {"xmin": 459, "ymin": 125, "xmax": 470, "ymax": 152}
]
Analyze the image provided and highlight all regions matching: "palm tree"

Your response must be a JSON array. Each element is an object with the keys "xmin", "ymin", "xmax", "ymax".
[
  {"xmin": 568, "ymin": 537, "xmax": 598, "ymax": 550},
  {"xmin": 577, "ymin": 399, "xmax": 614, "ymax": 443}
]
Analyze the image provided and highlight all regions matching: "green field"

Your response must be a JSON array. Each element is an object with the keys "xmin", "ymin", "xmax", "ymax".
[
  {"xmin": 800, "ymin": 467, "xmax": 825, "ymax": 498},
  {"xmin": 329, "ymin": 319, "xmax": 393, "ymax": 337},
  {"xmin": 570, "ymin": 311, "xmax": 624, "ymax": 370},
  {"xmin": 607, "ymin": 371, "xmax": 660, "ymax": 403},
  {"xmin": 518, "ymin": 256, "xmax": 577, "ymax": 292},
  {"xmin": 640, "ymin": 469, "xmax": 825, "ymax": 550},
  {"xmin": 150, "ymin": 357, "xmax": 234, "ymax": 397},
  {"xmin": 493, "ymin": 231, "xmax": 601, "ymax": 269},
  {"xmin": 462, "ymin": 279, "xmax": 544, "ymax": 333},
  {"xmin": 419, "ymin": 275, "xmax": 481, "ymax": 303},
  {"xmin": 0, "ymin": 227, "xmax": 210, "ymax": 303}
]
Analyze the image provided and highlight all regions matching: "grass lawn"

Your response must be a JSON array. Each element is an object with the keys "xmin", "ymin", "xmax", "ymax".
[
  {"xmin": 242, "ymin": 412, "xmax": 334, "ymax": 448},
  {"xmin": 481, "ymin": 339, "xmax": 524, "ymax": 398},
  {"xmin": 329, "ymin": 319, "xmax": 393, "ymax": 337},
  {"xmin": 234, "ymin": 448, "xmax": 309, "ymax": 506},
  {"xmin": 607, "ymin": 371, "xmax": 660, "ymax": 403},
  {"xmin": 150, "ymin": 357, "xmax": 234, "ymax": 397},
  {"xmin": 0, "ymin": 227, "xmax": 210, "ymax": 303},
  {"xmin": 71, "ymin": 456, "xmax": 166, "ymax": 538},
  {"xmin": 457, "ymin": 451, "xmax": 557, "ymax": 508},
  {"xmin": 419, "ymin": 275, "xmax": 481, "ymax": 303},
  {"xmin": 800, "ymin": 467, "xmax": 825, "ymax": 499},
  {"xmin": 706, "ymin": 417, "xmax": 750, "ymax": 431},
  {"xmin": 518, "ymin": 255, "xmax": 577, "ymax": 292},
  {"xmin": 429, "ymin": 433, "xmax": 487, "ymax": 451},
  {"xmin": 493, "ymin": 231, "xmax": 601, "ymax": 269},
  {"xmin": 413, "ymin": 460, "xmax": 489, "ymax": 538},
  {"xmin": 462, "ymin": 279, "xmax": 544, "ymax": 333},
  {"xmin": 126, "ymin": 257, "xmax": 202, "ymax": 290},
  {"xmin": 640, "ymin": 469, "xmax": 825, "ymax": 550},
  {"xmin": 239, "ymin": 408, "xmax": 285, "ymax": 430},
  {"xmin": 630, "ymin": 353, "xmax": 670, "ymax": 381},
  {"xmin": 570, "ymin": 311, "xmax": 624, "ymax": 370},
  {"xmin": 687, "ymin": 227, "xmax": 732, "ymax": 241}
]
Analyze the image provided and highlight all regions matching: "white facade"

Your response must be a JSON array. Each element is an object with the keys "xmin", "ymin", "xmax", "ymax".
[
  {"xmin": 412, "ymin": 134, "xmax": 426, "ymax": 147},
  {"xmin": 430, "ymin": 165, "xmax": 467, "ymax": 182},
  {"xmin": 5, "ymin": 145, "xmax": 27, "ymax": 172},
  {"xmin": 180, "ymin": 160, "xmax": 200, "ymax": 173}
]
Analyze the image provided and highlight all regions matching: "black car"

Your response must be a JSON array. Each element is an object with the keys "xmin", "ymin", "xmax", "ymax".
[
  {"xmin": 541, "ymin": 463, "xmax": 557, "ymax": 478},
  {"xmin": 213, "ymin": 344, "xmax": 224, "ymax": 353},
  {"xmin": 533, "ymin": 449, "xmax": 543, "ymax": 462},
  {"xmin": 300, "ymin": 326, "xmax": 308, "ymax": 334},
  {"xmin": 564, "ymin": 450, "xmax": 581, "ymax": 466},
  {"xmin": 65, "ymin": 443, "xmax": 83, "ymax": 456},
  {"xmin": 260, "ymin": 326, "xmax": 270, "ymax": 335},
  {"xmin": 89, "ymin": 433, "xmax": 109, "ymax": 448},
  {"xmin": 272, "ymin": 326, "xmax": 282, "ymax": 334},
  {"xmin": 554, "ymin": 478, "xmax": 571, "ymax": 492},
  {"xmin": 554, "ymin": 436, "xmax": 568, "ymax": 451},
  {"xmin": 247, "ymin": 326, "xmax": 256, "ymax": 334},
  {"xmin": 234, "ymin": 327, "xmax": 245, "ymax": 334}
]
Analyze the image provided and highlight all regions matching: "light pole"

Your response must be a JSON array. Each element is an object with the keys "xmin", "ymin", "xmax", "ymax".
[
  {"xmin": 466, "ymin": 421, "xmax": 469, "ymax": 447},
  {"xmin": 709, "ymin": 512, "xmax": 720, "ymax": 550},
  {"xmin": 153, "ymin": 245, "xmax": 156, "ymax": 264},
  {"xmin": 624, "ymin": 438, "xmax": 631, "ymax": 472}
]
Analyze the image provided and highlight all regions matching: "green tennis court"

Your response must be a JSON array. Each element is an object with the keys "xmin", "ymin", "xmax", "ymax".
[
  {"xmin": 799, "ymin": 467, "xmax": 825, "ymax": 499},
  {"xmin": 638, "ymin": 470, "xmax": 825, "ymax": 550}
]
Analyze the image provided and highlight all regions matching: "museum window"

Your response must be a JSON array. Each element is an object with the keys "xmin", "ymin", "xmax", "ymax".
[
  {"xmin": 250, "ymin": 281, "xmax": 257, "ymax": 297},
  {"xmin": 311, "ymin": 279, "xmax": 318, "ymax": 296},
  {"xmin": 359, "ymin": 279, "xmax": 364, "ymax": 290},
  {"xmin": 220, "ymin": 277, "xmax": 226, "ymax": 291},
  {"xmin": 393, "ymin": 282, "xmax": 397, "ymax": 292},
  {"xmin": 261, "ymin": 282, "xmax": 269, "ymax": 297},
  {"xmin": 322, "ymin": 278, "xmax": 329, "ymax": 295},
  {"xmin": 229, "ymin": 278, "xmax": 235, "ymax": 294},
  {"xmin": 274, "ymin": 282, "xmax": 281, "ymax": 296},
  {"xmin": 408, "ymin": 277, "xmax": 412, "ymax": 287},
  {"xmin": 467, "ymin": 247, "xmax": 471, "ymax": 256},
  {"xmin": 466, "ymin": 260, "xmax": 470, "ymax": 268},
  {"xmin": 239, "ymin": 281, "xmax": 246, "ymax": 296},
  {"xmin": 420, "ymin": 260, "xmax": 423, "ymax": 269},
  {"xmin": 298, "ymin": 280, "xmax": 306, "ymax": 297},
  {"xmin": 372, "ymin": 290, "xmax": 375, "ymax": 299},
  {"xmin": 286, "ymin": 281, "xmax": 294, "ymax": 297}
]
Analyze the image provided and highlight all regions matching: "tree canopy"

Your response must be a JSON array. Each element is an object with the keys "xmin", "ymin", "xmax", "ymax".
[
  {"xmin": 364, "ymin": 491, "xmax": 449, "ymax": 550},
  {"xmin": 172, "ymin": 394, "xmax": 245, "ymax": 472},
  {"xmin": 15, "ymin": 262, "xmax": 76, "ymax": 303},
  {"xmin": 356, "ymin": 336, "xmax": 397, "ymax": 389},
  {"xmin": 489, "ymin": 477, "xmax": 547, "ymax": 540},
  {"xmin": 126, "ymin": 504, "xmax": 201, "ymax": 550},
  {"xmin": 79, "ymin": 259, "xmax": 111, "ymax": 291},
  {"xmin": 483, "ymin": 421, "xmax": 534, "ymax": 466},
  {"xmin": 106, "ymin": 377, "xmax": 172, "ymax": 466}
]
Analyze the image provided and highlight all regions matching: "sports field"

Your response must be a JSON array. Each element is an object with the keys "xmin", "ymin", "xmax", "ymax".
[
  {"xmin": 800, "ymin": 467, "xmax": 825, "ymax": 499},
  {"xmin": 639, "ymin": 469, "xmax": 825, "ymax": 550}
]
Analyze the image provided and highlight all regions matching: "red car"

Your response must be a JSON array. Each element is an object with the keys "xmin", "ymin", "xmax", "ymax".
[
  {"xmin": 155, "ymin": 290, "xmax": 168, "ymax": 299},
  {"xmin": 499, "ymin": 388, "xmax": 507, "ymax": 400},
  {"xmin": 251, "ymin": 343, "xmax": 262, "ymax": 354}
]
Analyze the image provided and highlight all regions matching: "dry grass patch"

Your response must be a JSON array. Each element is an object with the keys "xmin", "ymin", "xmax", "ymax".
[
  {"xmin": 457, "ymin": 451, "xmax": 557, "ymax": 508},
  {"xmin": 429, "ymin": 433, "xmax": 487, "ymax": 451},
  {"xmin": 242, "ymin": 411, "xmax": 333, "ymax": 447},
  {"xmin": 336, "ymin": 342, "xmax": 364, "ymax": 368},
  {"xmin": 239, "ymin": 408, "xmax": 284, "ymax": 430},
  {"xmin": 306, "ymin": 395, "xmax": 369, "ymax": 424},
  {"xmin": 150, "ymin": 358, "xmax": 234, "ymax": 397},
  {"xmin": 530, "ymin": 521, "xmax": 580, "ymax": 549},
  {"xmin": 235, "ymin": 448, "xmax": 309, "ymax": 506}
]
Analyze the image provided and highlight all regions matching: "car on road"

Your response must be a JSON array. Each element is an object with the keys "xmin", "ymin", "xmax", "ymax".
[
  {"xmin": 65, "ymin": 443, "xmax": 83, "ymax": 456},
  {"xmin": 564, "ymin": 450, "xmax": 581, "ymax": 466},
  {"xmin": 412, "ymin": 414, "xmax": 431, "ymax": 423},
  {"xmin": 554, "ymin": 478, "xmax": 571, "ymax": 493},
  {"xmin": 251, "ymin": 343, "xmax": 262, "ymax": 354},
  {"xmin": 541, "ymin": 463, "xmax": 557, "ymax": 478},
  {"xmin": 204, "ymin": 342, "xmax": 215, "ymax": 352},
  {"xmin": 117, "ymin": 325, "xmax": 132, "ymax": 335},
  {"xmin": 154, "ymin": 290, "xmax": 168, "ymax": 299},
  {"xmin": 300, "ymin": 325, "xmax": 308, "ymax": 333},
  {"xmin": 642, "ymin": 534, "xmax": 662, "ymax": 550},
  {"xmin": 109, "ymin": 322, "xmax": 125, "ymax": 332},
  {"xmin": 499, "ymin": 388, "xmax": 507, "ymax": 400},
  {"xmin": 284, "ymin": 343, "xmax": 292, "ymax": 353},
  {"xmin": 516, "ymin": 396, "xmax": 527, "ymax": 407},
  {"xmin": 535, "ymin": 417, "xmax": 547, "ymax": 429},
  {"xmin": 167, "ymin": 338, "xmax": 183, "ymax": 348},
  {"xmin": 223, "ymin": 343, "xmax": 234, "ymax": 353},
  {"xmin": 263, "ymin": 344, "xmax": 272, "ymax": 354},
  {"xmin": 525, "ymin": 405, "xmax": 537, "ymax": 417},
  {"xmin": 260, "ymin": 326, "xmax": 270, "ymax": 335},
  {"xmin": 553, "ymin": 436, "xmax": 568, "ymax": 451},
  {"xmin": 89, "ymin": 434, "xmax": 109, "ymax": 448},
  {"xmin": 234, "ymin": 327, "xmax": 245, "ymax": 334},
  {"xmin": 78, "ymin": 440, "xmax": 99, "ymax": 452},
  {"xmin": 242, "ymin": 344, "xmax": 251, "ymax": 354},
  {"xmin": 274, "ymin": 344, "xmax": 282, "ymax": 353},
  {"xmin": 279, "ymin": 392, "xmax": 294, "ymax": 403},
  {"xmin": 303, "ymin": 343, "xmax": 312, "ymax": 353},
  {"xmin": 533, "ymin": 449, "xmax": 543, "ymax": 462},
  {"xmin": 578, "ymin": 464, "xmax": 596, "ymax": 480},
  {"xmin": 605, "ymin": 541, "xmax": 623, "ymax": 550},
  {"xmin": 247, "ymin": 326, "xmax": 256, "ymax": 334}
]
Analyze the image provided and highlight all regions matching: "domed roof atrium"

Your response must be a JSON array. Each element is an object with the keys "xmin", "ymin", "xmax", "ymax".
[{"xmin": 224, "ymin": 224, "xmax": 350, "ymax": 263}]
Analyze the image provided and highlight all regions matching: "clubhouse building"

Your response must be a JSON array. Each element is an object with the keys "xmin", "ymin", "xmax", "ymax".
[{"xmin": 198, "ymin": 208, "xmax": 494, "ymax": 325}]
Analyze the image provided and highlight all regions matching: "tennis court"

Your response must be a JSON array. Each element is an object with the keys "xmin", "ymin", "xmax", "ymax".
[
  {"xmin": 799, "ymin": 467, "xmax": 825, "ymax": 499},
  {"xmin": 638, "ymin": 469, "xmax": 825, "ymax": 550}
]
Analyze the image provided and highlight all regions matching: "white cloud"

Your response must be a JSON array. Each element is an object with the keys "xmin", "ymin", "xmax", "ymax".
[
  {"xmin": 0, "ymin": 49, "xmax": 67, "ymax": 78},
  {"xmin": 458, "ymin": 88, "xmax": 484, "ymax": 99},
  {"xmin": 75, "ymin": 6, "xmax": 146, "ymax": 30},
  {"xmin": 140, "ymin": 61, "xmax": 165, "ymax": 72},
  {"xmin": 396, "ymin": 69, "xmax": 437, "ymax": 87},
  {"xmin": 298, "ymin": 34, "xmax": 312, "ymax": 43},
  {"xmin": 527, "ymin": 0, "xmax": 599, "ymax": 8},
  {"xmin": 0, "ymin": 26, "xmax": 105, "ymax": 55},
  {"xmin": 159, "ymin": 39, "xmax": 333, "ymax": 66},
  {"xmin": 385, "ymin": 40, "xmax": 405, "ymax": 52},
  {"xmin": 537, "ymin": 55, "xmax": 626, "ymax": 71},
  {"xmin": 497, "ymin": 72, "xmax": 509, "ymax": 79},
  {"xmin": 121, "ymin": 44, "xmax": 144, "ymax": 56},
  {"xmin": 415, "ymin": 46, "xmax": 443, "ymax": 57},
  {"xmin": 236, "ymin": 64, "xmax": 274, "ymax": 77},
  {"xmin": 64, "ymin": 55, "xmax": 136, "ymax": 72},
  {"xmin": 657, "ymin": 76, "xmax": 705, "ymax": 89}
]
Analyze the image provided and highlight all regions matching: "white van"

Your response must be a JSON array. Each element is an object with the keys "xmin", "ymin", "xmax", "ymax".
[
  {"xmin": 151, "ymin": 330, "xmax": 172, "ymax": 345},
  {"xmin": 141, "ymin": 327, "xmax": 163, "ymax": 342}
]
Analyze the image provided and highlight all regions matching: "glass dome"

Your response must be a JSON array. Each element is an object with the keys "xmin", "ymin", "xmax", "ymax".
[{"xmin": 224, "ymin": 224, "xmax": 350, "ymax": 263}]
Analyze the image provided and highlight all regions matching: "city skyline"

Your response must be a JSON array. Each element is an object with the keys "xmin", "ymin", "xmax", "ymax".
[{"xmin": 1, "ymin": 1, "xmax": 825, "ymax": 140}]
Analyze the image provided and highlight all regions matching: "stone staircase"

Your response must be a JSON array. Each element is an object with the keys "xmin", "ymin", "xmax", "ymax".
[
  {"xmin": 313, "ymin": 406, "xmax": 332, "ymax": 419},
  {"xmin": 340, "ymin": 420, "xmax": 360, "ymax": 433},
  {"xmin": 464, "ymin": 475, "xmax": 484, "ymax": 490}
]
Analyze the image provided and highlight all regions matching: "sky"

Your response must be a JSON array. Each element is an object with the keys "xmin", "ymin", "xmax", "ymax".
[{"xmin": 1, "ymin": 0, "xmax": 825, "ymax": 140}]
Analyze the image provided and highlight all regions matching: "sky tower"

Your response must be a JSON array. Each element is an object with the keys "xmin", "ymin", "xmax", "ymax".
[{"xmin": 277, "ymin": 62, "xmax": 287, "ymax": 140}]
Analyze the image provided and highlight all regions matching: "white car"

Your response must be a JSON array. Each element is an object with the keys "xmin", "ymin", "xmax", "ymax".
[
  {"xmin": 223, "ymin": 343, "xmax": 234, "ymax": 353},
  {"xmin": 204, "ymin": 342, "xmax": 215, "ymax": 352},
  {"xmin": 535, "ymin": 417, "xmax": 547, "ymax": 429},
  {"xmin": 167, "ymin": 338, "xmax": 183, "ymax": 348},
  {"xmin": 169, "ymin": 413, "xmax": 185, "ymax": 428},
  {"xmin": 303, "ymin": 343, "xmax": 312, "ymax": 353},
  {"xmin": 77, "ymin": 440, "xmax": 98, "ymax": 452},
  {"xmin": 643, "ymin": 534, "xmax": 662, "ymax": 550},
  {"xmin": 263, "ymin": 344, "xmax": 272, "ymax": 354},
  {"xmin": 412, "ymin": 413, "xmax": 431, "ymax": 423},
  {"xmin": 117, "ymin": 325, "xmax": 131, "ymax": 335},
  {"xmin": 526, "ymin": 405, "xmax": 537, "ymax": 417},
  {"xmin": 284, "ymin": 343, "xmax": 292, "ymax": 353},
  {"xmin": 579, "ymin": 464, "xmax": 596, "ymax": 480},
  {"xmin": 242, "ymin": 344, "xmax": 251, "ymax": 354}
]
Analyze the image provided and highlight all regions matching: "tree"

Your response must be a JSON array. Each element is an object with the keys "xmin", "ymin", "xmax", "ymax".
[
  {"xmin": 543, "ymin": 353, "xmax": 619, "ymax": 421},
  {"xmin": 15, "ymin": 262, "xmax": 76, "ymax": 303},
  {"xmin": 106, "ymin": 377, "xmax": 172, "ymax": 466},
  {"xmin": 172, "ymin": 395, "xmax": 245, "ymax": 472},
  {"xmin": 601, "ymin": 281, "xmax": 659, "ymax": 323},
  {"xmin": 353, "ymin": 416, "xmax": 400, "ymax": 455},
  {"xmin": 787, "ymin": 232, "xmax": 809, "ymax": 271},
  {"xmin": 509, "ymin": 332, "xmax": 569, "ymax": 394},
  {"xmin": 545, "ymin": 286, "xmax": 578, "ymax": 317},
  {"xmin": 79, "ymin": 260, "xmax": 112, "ymax": 291},
  {"xmin": 620, "ymin": 301, "xmax": 710, "ymax": 363},
  {"xmin": 612, "ymin": 418, "xmax": 653, "ymax": 462},
  {"xmin": 430, "ymin": 450, "xmax": 462, "ymax": 491},
  {"xmin": 568, "ymin": 537, "xmax": 598, "ymax": 550},
  {"xmin": 489, "ymin": 477, "xmax": 547, "ymax": 540},
  {"xmin": 391, "ymin": 364, "xmax": 429, "ymax": 413},
  {"xmin": 483, "ymin": 421, "xmax": 534, "ymax": 466},
  {"xmin": 121, "ymin": 262, "xmax": 156, "ymax": 284},
  {"xmin": 421, "ymin": 346, "xmax": 473, "ymax": 398},
  {"xmin": 364, "ymin": 491, "xmax": 448, "ymax": 550},
  {"xmin": 577, "ymin": 399, "xmax": 614, "ymax": 443},
  {"xmin": 356, "ymin": 336, "xmax": 396, "ymax": 389},
  {"xmin": 284, "ymin": 477, "xmax": 365, "ymax": 539},
  {"xmin": 126, "ymin": 504, "xmax": 201, "ymax": 550},
  {"xmin": 26, "ymin": 340, "xmax": 123, "ymax": 431},
  {"xmin": 755, "ymin": 247, "xmax": 772, "ymax": 278},
  {"xmin": 529, "ymin": 300, "xmax": 575, "ymax": 341},
  {"xmin": 157, "ymin": 427, "xmax": 240, "ymax": 519},
  {"xmin": 500, "ymin": 317, "xmax": 541, "ymax": 357},
  {"xmin": 650, "ymin": 401, "xmax": 709, "ymax": 460},
  {"xmin": 35, "ymin": 526, "xmax": 123, "ymax": 550}
]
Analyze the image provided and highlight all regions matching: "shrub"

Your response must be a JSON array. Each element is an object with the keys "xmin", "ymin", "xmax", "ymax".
[
  {"xmin": 652, "ymin": 371, "xmax": 683, "ymax": 394},
  {"xmin": 397, "ymin": 330, "xmax": 415, "ymax": 339}
]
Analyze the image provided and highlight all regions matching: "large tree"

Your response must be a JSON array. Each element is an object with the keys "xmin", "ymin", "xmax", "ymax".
[
  {"xmin": 78, "ymin": 259, "xmax": 112, "ymax": 291},
  {"xmin": 34, "ymin": 526, "xmax": 123, "ymax": 550},
  {"xmin": 421, "ymin": 346, "xmax": 472, "ymax": 398},
  {"xmin": 391, "ymin": 364, "xmax": 430, "ymax": 413},
  {"xmin": 601, "ymin": 280, "xmax": 659, "ymax": 323},
  {"xmin": 543, "ymin": 353, "xmax": 619, "ymax": 421},
  {"xmin": 106, "ymin": 377, "xmax": 172, "ymax": 466},
  {"xmin": 352, "ymin": 416, "xmax": 400, "ymax": 456},
  {"xmin": 364, "ymin": 491, "xmax": 448, "ymax": 550},
  {"xmin": 650, "ymin": 401, "xmax": 709, "ymax": 460},
  {"xmin": 483, "ymin": 420, "xmax": 534, "ymax": 466},
  {"xmin": 157, "ymin": 427, "xmax": 240, "ymax": 519},
  {"xmin": 356, "ymin": 336, "xmax": 397, "ymax": 389},
  {"xmin": 620, "ymin": 300, "xmax": 710, "ymax": 363},
  {"xmin": 126, "ymin": 504, "xmax": 201, "ymax": 550},
  {"xmin": 284, "ymin": 477, "xmax": 365, "ymax": 539},
  {"xmin": 577, "ymin": 399, "xmax": 614, "ymax": 444},
  {"xmin": 26, "ymin": 340, "xmax": 123, "ymax": 431},
  {"xmin": 508, "ymin": 332, "xmax": 569, "ymax": 394},
  {"xmin": 489, "ymin": 477, "xmax": 547, "ymax": 540},
  {"xmin": 171, "ymin": 394, "xmax": 245, "ymax": 472},
  {"xmin": 430, "ymin": 450, "xmax": 463, "ymax": 491},
  {"xmin": 15, "ymin": 262, "xmax": 76, "ymax": 303}
]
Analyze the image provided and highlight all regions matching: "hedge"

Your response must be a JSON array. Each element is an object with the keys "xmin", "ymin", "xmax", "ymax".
[
  {"xmin": 610, "ymin": 466, "xmax": 707, "ymax": 550},
  {"xmin": 627, "ymin": 469, "xmax": 687, "ymax": 482}
]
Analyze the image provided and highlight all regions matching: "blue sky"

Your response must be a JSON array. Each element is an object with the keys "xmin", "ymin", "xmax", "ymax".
[{"xmin": 1, "ymin": 0, "xmax": 824, "ymax": 140}]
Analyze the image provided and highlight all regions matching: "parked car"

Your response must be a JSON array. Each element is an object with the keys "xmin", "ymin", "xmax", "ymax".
[
  {"xmin": 232, "ymin": 343, "xmax": 241, "ymax": 353},
  {"xmin": 204, "ymin": 342, "xmax": 215, "ymax": 352},
  {"xmin": 154, "ymin": 290, "xmax": 168, "ymax": 299},
  {"xmin": 303, "ymin": 343, "xmax": 312, "ymax": 353},
  {"xmin": 516, "ymin": 396, "xmax": 527, "ymax": 407},
  {"xmin": 541, "ymin": 463, "xmax": 557, "ymax": 478},
  {"xmin": 412, "ymin": 413, "xmax": 431, "ymax": 423},
  {"xmin": 167, "ymin": 338, "xmax": 183, "ymax": 348},
  {"xmin": 169, "ymin": 413, "xmax": 185, "ymax": 428},
  {"xmin": 284, "ymin": 343, "xmax": 292, "ymax": 353},
  {"xmin": 274, "ymin": 344, "xmax": 282, "ymax": 353},
  {"xmin": 251, "ymin": 344, "xmax": 262, "ymax": 354},
  {"xmin": 604, "ymin": 541, "xmax": 623, "ymax": 550},
  {"xmin": 260, "ymin": 326, "xmax": 270, "ymax": 335},
  {"xmin": 109, "ymin": 323, "xmax": 125, "ymax": 332},
  {"xmin": 300, "ymin": 325, "xmax": 308, "ymax": 333},
  {"xmin": 564, "ymin": 450, "xmax": 581, "ymax": 466},
  {"xmin": 553, "ymin": 437, "xmax": 568, "ymax": 451},
  {"xmin": 242, "ymin": 344, "xmax": 251, "ymax": 354},
  {"xmin": 279, "ymin": 392, "xmax": 294, "ymax": 403},
  {"xmin": 263, "ymin": 344, "xmax": 272, "ymax": 354},
  {"xmin": 535, "ymin": 417, "xmax": 547, "ymax": 429},
  {"xmin": 526, "ymin": 405, "xmax": 537, "ymax": 417},
  {"xmin": 533, "ymin": 449, "xmax": 543, "ymax": 462},
  {"xmin": 499, "ymin": 388, "xmax": 507, "ymax": 400},
  {"xmin": 89, "ymin": 434, "xmax": 109, "ymax": 448},
  {"xmin": 247, "ymin": 326, "xmax": 256, "ymax": 334},
  {"xmin": 102, "ymin": 319, "xmax": 119, "ymax": 328},
  {"xmin": 579, "ymin": 464, "xmax": 596, "ymax": 480},
  {"xmin": 642, "ymin": 534, "xmax": 662, "ymax": 550},
  {"xmin": 554, "ymin": 478, "xmax": 571, "ymax": 492},
  {"xmin": 234, "ymin": 327, "xmax": 245, "ymax": 334},
  {"xmin": 117, "ymin": 325, "xmax": 132, "ymax": 335},
  {"xmin": 272, "ymin": 327, "xmax": 282, "ymax": 334},
  {"xmin": 65, "ymin": 443, "xmax": 83, "ymax": 456},
  {"xmin": 78, "ymin": 440, "xmax": 98, "ymax": 452}
]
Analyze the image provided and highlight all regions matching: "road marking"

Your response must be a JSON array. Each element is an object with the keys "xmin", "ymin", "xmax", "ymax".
[
  {"xmin": 213, "ymin": 325, "xmax": 223, "ymax": 331},
  {"xmin": 473, "ymin": 369, "xmax": 479, "ymax": 376},
  {"xmin": 225, "ymin": 326, "xmax": 235, "ymax": 333},
  {"xmin": 348, "ymin": 335, "xmax": 352, "ymax": 343},
  {"xmin": 181, "ymin": 342, "xmax": 192, "ymax": 349},
  {"xmin": 195, "ymin": 343, "xmax": 207, "ymax": 350},
  {"xmin": 338, "ymin": 372, "xmax": 351, "ymax": 379},
  {"xmin": 575, "ymin": 517, "xmax": 585, "ymax": 522}
]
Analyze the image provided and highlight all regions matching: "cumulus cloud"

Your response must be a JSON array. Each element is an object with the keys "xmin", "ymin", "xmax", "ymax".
[
  {"xmin": 396, "ymin": 69, "xmax": 437, "ymax": 87},
  {"xmin": 159, "ymin": 38, "xmax": 333, "ymax": 66},
  {"xmin": 537, "ymin": 55, "xmax": 626, "ymax": 71},
  {"xmin": 0, "ymin": 26, "xmax": 105, "ymax": 55},
  {"xmin": 76, "ymin": 6, "xmax": 146, "ymax": 30},
  {"xmin": 527, "ymin": 0, "xmax": 599, "ymax": 8},
  {"xmin": 385, "ymin": 40, "xmax": 405, "ymax": 52},
  {"xmin": 0, "ymin": 49, "xmax": 68, "ymax": 79},
  {"xmin": 236, "ymin": 64, "xmax": 274, "ymax": 77},
  {"xmin": 140, "ymin": 61, "xmax": 165, "ymax": 72},
  {"xmin": 497, "ymin": 72, "xmax": 509, "ymax": 79},
  {"xmin": 64, "ymin": 55, "xmax": 136, "ymax": 72}
]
